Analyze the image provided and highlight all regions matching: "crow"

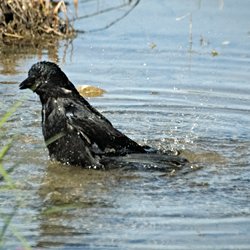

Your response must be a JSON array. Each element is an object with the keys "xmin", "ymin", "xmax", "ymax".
[
  {"xmin": 19, "ymin": 61, "xmax": 150, "ymax": 167},
  {"xmin": 19, "ymin": 61, "xmax": 188, "ymax": 169}
]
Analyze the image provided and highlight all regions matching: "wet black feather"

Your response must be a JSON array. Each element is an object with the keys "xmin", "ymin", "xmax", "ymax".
[{"xmin": 20, "ymin": 61, "xmax": 147, "ymax": 167}]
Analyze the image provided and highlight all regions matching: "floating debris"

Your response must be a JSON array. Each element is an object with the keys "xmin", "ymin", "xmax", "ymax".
[
  {"xmin": 77, "ymin": 85, "xmax": 106, "ymax": 97},
  {"xmin": 222, "ymin": 40, "xmax": 230, "ymax": 46},
  {"xmin": 149, "ymin": 42, "xmax": 157, "ymax": 49},
  {"xmin": 211, "ymin": 49, "xmax": 219, "ymax": 57}
]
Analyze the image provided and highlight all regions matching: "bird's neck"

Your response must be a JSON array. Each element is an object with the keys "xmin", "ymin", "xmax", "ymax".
[{"xmin": 39, "ymin": 89, "xmax": 79, "ymax": 105}]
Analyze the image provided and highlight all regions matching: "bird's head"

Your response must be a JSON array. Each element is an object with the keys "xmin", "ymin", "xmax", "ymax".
[{"xmin": 19, "ymin": 61, "xmax": 78, "ymax": 98}]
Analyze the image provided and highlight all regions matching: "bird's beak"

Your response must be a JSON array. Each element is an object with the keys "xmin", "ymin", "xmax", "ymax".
[{"xmin": 19, "ymin": 77, "xmax": 37, "ymax": 91}]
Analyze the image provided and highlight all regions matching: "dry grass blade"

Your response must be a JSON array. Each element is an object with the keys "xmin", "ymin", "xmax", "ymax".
[{"xmin": 0, "ymin": 0, "xmax": 76, "ymax": 44}]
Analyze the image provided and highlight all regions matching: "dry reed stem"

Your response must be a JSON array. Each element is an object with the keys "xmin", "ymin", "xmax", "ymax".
[{"xmin": 0, "ymin": 0, "xmax": 75, "ymax": 43}]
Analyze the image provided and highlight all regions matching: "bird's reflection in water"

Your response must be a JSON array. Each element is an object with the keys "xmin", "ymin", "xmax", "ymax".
[
  {"xmin": 35, "ymin": 152, "xmax": 197, "ymax": 248},
  {"xmin": 37, "ymin": 162, "xmax": 117, "ymax": 248}
]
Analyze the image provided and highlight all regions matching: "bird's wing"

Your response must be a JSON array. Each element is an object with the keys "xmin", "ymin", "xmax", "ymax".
[{"xmin": 64, "ymin": 98, "xmax": 145, "ymax": 156}]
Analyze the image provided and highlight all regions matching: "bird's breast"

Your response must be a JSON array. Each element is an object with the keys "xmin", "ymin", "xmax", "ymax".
[{"xmin": 42, "ymin": 98, "xmax": 67, "ymax": 140}]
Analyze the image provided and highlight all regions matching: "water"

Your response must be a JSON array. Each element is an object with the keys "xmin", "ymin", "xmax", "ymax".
[{"xmin": 0, "ymin": 0, "xmax": 250, "ymax": 249}]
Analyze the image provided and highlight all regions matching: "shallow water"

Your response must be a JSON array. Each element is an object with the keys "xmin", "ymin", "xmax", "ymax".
[{"xmin": 0, "ymin": 0, "xmax": 250, "ymax": 249}]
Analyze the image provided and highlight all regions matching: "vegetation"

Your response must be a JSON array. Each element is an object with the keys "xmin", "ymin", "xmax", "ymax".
[
  {"xmin": 0, "ymin": 0, "xmax": 140, "ymax": 45},
  {"xmin": 0, "ymin": 0, "xmax": 76, "ymax": 43},
  {"xmin": 0, "ymin": 101, "xmax": 32, "ymax": 250}
]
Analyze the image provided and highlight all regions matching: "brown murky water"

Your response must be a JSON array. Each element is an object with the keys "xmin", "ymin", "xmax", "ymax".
[{"xmin": 0, "ymin": 0, "xmax": 250, "ymax": 249}]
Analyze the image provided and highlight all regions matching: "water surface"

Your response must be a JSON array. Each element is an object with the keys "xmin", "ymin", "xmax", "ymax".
[{"xmin": 0, "ymin": 0, "xmax": 250, "ymax": 249}]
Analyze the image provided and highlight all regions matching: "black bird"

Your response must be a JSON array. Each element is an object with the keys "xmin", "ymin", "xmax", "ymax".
[{"xmin": 19, "ymin": 61, "xmax": 188, "ymax": 169}]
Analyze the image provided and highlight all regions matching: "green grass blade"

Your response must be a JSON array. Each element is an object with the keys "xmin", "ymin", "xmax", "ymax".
[
  {"xmin": 0, "ymin": 139, "xmax": 13, "ymax": 161},
  {"xmin": 0, "ymin": 207, "xmax": 18, "ymax": 248},
  {"xmin": 0, "ymin": 163, "xmax": 14, "ymax": 188},
  {"xmin": 0, "ymin": 101, "xmax": 22, "ymax": 129},
  {"xmin": 9, "ymin": 225, "xmax": 32, "ymax": 250},
  {"xmin": 0, "ymin": 163, "xmax": 18, "ymax": 182},
  {"xmin": 0, "ymin": 100, "xmax": 31, "ymax": 249},
  {"xmin": 0, "ymin": 139, "xmax": 15, "ymax": 186}
]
